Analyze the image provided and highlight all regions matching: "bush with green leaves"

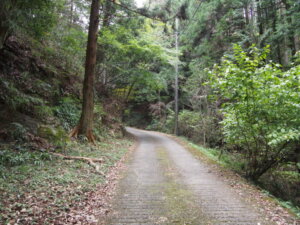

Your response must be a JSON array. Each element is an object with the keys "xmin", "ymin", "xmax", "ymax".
[
  {"xmin": 178, "ymin": 110, "xmax": 202, "ymax": 140},
  {"xmin": 54, "ymin": 97, "xmax": 81, "ymax": 130},
  {"xmin": 178, "ymin": 110, "xmax": 222, "ymax": 146},
  {"xmin": 1, "ymin": 0, "xmax": 60, "ymax": 41},
  {"xmin": 208, "ymin": 44, "xmax": 300, "ymax": 180},
  {"xmin": 4, "ymin": 122, "xmax": 28, "ymax": 142},
  {"xmin": 0, "ymin": 79, "xmax": 44, "ymax": 113}
]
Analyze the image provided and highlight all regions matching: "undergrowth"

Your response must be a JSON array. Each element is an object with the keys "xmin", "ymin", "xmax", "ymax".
[
  {"xmin": 0, "ymin": 137, "xmax": 132, "ymax": 224},
  {"xmin": 54, "ymin": 97, "xmax": 81, "ymax": 130},
  {"xmin": 262, "ymin": 190, "xmax": 300, "ymax": 218},
  {"xmin": 182, "ymin": 137, "xmax": 244, "ymax": 172}
]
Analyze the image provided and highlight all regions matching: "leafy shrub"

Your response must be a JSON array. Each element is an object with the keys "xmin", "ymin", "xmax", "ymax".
[
  {"xmin": 32, "ymin": 79, "xmax": 56, "ymax": 98},
  {"xmin": 260, "ymin": 167, "xmax": 300, "ymax": 207},
  {"xmin": 178, "ymin": 110, "xmax": 202, "ymax": 140},
  {"xmin": 2, "ymin": 0, "xmax": 59, "ymax": 39},
  {"xmin": 208, "ymin": 45, "xmax": 300, "ymax": 180},
  {"xmin": 7, "ymin": 122, "xmax": 27, "ymax": 142},
  {"xmin": 37, "ymin": 125, "xmax": 68, "ymax": 149},
  {"xmin": 163, "ymin": 109, "xmax": 175, "ymax": 133},
  {"xmin": 54, "ymin": 97, "xmax": 80, "ymax": 130},
  {"xmin": 0, "ymin": 79, "xmax": 44, "ymax": 113},
  {"xmin": 161, "ymin": 109, "xmax": 222, "ymax": 147},
  {"xmin": 34, "ymin": 105, "xmax": 54, "ymax": 119}
]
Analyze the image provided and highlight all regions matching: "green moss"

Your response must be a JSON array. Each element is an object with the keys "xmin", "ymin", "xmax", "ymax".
[
  {"xmin": 37, "ymin": 125, "xmax": 69, "ymax": 147},
  {"xmin": 34, "ymin": 105, "xmax": 54, "ymax": 119},
  {"xmin": 156, "ymin": 147, "xmax": 211, "ymax": 224}
]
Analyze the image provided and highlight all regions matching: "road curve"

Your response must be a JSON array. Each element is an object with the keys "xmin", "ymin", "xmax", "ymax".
[{"xmin": 107, "ymin": 127, "xmax": 270, "ymax": 225}]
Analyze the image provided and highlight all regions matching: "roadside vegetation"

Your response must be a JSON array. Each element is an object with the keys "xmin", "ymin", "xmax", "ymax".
[
  {"xmin": 0, "ymin": 138, "xmax": 132, "ymax": 224},
  {"xmin": 179, "ymin": 137, "xmax": 300, "ymax": 219}
]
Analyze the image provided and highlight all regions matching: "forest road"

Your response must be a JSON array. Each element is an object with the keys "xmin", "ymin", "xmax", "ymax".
[{"xmin": 107, "ymin": 127, "xmax": 271, "ymax": 225}]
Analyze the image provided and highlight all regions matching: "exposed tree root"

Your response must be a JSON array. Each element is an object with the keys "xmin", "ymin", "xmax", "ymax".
[
  {"xmin": 87, "ymin": 130, "xmax": 96, "ymax": 144},
  {"xmin": 69, "ymin": 126, "xmax": 79, "ymax": 138},
  {"xmin": 69, "ymin": 126, "xmax": 96, "ymax": 144},
  {"xmin": 52, "ymin": 153, "xmax": 104, "ymax": 176}
]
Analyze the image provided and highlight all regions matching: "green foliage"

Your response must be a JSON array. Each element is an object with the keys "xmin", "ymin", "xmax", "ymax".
[
  {"xmin": 34, "ymin": 105, "xmax": 54, "ymax": 120},
  {"xmin": 261, "ymin": 188, "xmax": 300, "ymax": 217},
  {"xmin": 279, "ymin": 201, "xmax": 300, "ymax": 218},
  {"xmin": 50, "ymin": 25, "xmax": 86, "ymax": 73},
  {"xmin": 37, "ymin": 125, "xmax": 69, "ymax": 149},
  {"xmin": 7, "ymin": 123, "xmax": 28, "ymax": 142},
  {"xmin": 0, "ymin": 79, "xmax": 44, "ymax": 113},
  {"xmin": 98, "ymin": 20, "xmax": 173, "ymax": 103},
  {"xmin": 178, "ymin": 110, "xmax": 201, "ymax": 139},
  {"xmin": 164, "ymin": 109, "xmax": 176, "ymax": 133},
  {"xmin": 184, "ymin": 138, "xmax": 244, "ymax": 173},
  {"xmin": 0, "ymin": 137, "xmax": 132, "ymax": 223},
  {"xmin": 208, "ymin": 44, "xmax": 300, "ymax": 180},
  {"xmin": 0, "ymin": 150, "xmax": 52, "ymax": 168},
  {"xmin": 54, "ymin": 97, "xmax": 81, "ymax": 130},
  {"xmin": 1, "ymin": 0, "xmax": 61, "ymax": 39},
  {"xmin": 178, "ymin": 110, "xmax": 222, "ymax": 146}
]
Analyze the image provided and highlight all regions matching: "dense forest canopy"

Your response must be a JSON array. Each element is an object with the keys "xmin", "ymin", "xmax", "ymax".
[{"xmin": 0, "ymin": 0, "xmax": 300, "ymax": 220}]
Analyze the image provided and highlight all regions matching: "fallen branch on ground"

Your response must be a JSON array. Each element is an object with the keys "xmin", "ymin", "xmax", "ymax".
[{"xmin": 52, "ymin": 153, "xmax": 105, "ymax": 176}]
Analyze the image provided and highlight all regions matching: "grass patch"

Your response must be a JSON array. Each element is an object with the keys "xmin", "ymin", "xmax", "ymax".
[
  {"xmin": 0, "ymin": 137, "xmax": 133, "ymax": 224},
  {"xmin": 278, "ymin": 201, "xmax": 300, "ymax": 218},
  {"xmin": 178, "ymin": 137, "xmax": 243, "ymax": 172}
]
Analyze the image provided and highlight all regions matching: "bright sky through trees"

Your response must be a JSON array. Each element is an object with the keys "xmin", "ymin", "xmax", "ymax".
[{"xmin": 135, "ymin": 0, "xmax": 147, "ymax": 8}]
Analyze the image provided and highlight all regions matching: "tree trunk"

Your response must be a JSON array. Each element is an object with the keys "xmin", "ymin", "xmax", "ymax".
[
  {"xmin": 70, "ymin": 0, "xmax": 100, "ymax": 142},
  {"xmin": 0, "ymin": 25, "xmax": 9, "ymax": 49},
  {"xmin": 295, "ymin": 35, "xmax": 300, "ymax": 52},
  {"xmin": 0, "ymin": 3, "xmax": 9, "ymax": 50},
  {"xmin": 70, "ymin": 0, "xmax": 74, "ymax": 25}
]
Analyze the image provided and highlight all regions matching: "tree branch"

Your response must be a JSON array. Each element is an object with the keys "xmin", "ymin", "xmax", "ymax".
[
  {"xmin": 52, "ymin": 153, "xmax": 105, "ymax": 176},
  {"xmin": 109, "ymin": 0, "xmax": 168, "ymax": 22}
]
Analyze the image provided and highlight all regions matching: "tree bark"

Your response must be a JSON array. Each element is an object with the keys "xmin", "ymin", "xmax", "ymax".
[
  {"xmin": 71, "ymin": 0, "xmax": 100, "ymax": 142},
  {"xmin": 0, "ymin": 2, "xmax": 10, "ymax": 49},
  {"xmin": 70, "ymin": 0, "xmax": 74, "ymax": 25},
  {"xmin": 0, "ymin": 25, "xmax": 9, "ymax": 49}
]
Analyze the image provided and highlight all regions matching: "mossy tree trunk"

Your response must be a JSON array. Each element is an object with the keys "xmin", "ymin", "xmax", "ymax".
[{"xmin": 70, "ymin": 0, "xmax": 100, "ymax": 142}]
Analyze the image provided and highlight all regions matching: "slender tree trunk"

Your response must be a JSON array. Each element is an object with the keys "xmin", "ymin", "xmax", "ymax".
[
  {"xmin": 70, "ymin": 0, "xmax": 74, "ymax": 25},
  {"xmin": 0, "ymin": 3, "xmax": 10, "ymax": 49},
  {"xmin": 174, "ymin": 17, "xmax": 179, "ymax": 136},
  {"xmin": 256, "ymin": 0, "xmax": 263, "ymax": 36},
  {"xmin": 282, "ymin": 0, "xmax": 297, "ymax": 56},
  {"xmin": 0, "ymin": 26, "xmax": 9, "ymax": 49},
  {"xmin": 70, "ymin": 0, "xmax": 100, "ymax": 142},
  {"xmin": 295, "ymin": 36, "xmax": 300, "ymax": 52},
  {"xmin": 97, "ymin": 1, "xmax": 113, "ymax": 65}
]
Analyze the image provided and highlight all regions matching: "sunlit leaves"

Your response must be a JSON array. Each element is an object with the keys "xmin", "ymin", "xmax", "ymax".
[
  {"xmin": 98, "ymin": 19, "xmax": 173, "ymax": 102},
  {"xmin": 208, "ymin": 45, "xmax": 300, "ymax": 179}
]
